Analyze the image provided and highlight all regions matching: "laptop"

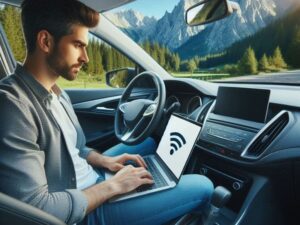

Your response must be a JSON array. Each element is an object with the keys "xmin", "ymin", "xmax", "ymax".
[{"xmin": 105, "ymin": 113, "xmax": 202, "ymax": 202}]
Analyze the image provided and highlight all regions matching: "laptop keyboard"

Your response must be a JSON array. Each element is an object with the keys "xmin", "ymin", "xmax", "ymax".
[{"xmin": 136, "ymin": 157, "xmax": 168, "ymax": 192}]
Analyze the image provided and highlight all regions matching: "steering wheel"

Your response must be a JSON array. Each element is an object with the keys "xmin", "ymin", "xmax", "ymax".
[{"xmin": 114, "ymin": 71, "xmax": 166, "ymax": 145}]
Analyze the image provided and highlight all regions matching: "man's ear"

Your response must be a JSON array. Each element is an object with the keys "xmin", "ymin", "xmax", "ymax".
[{"xmin": 37, "ymin": 30, "xmax": 54, "ymax": 54}]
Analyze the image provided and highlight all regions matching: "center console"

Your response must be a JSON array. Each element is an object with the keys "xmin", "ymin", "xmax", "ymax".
[
  {"xmin": 197, "ymin": 86, "xmax": 271, "ymax": 160},
  {"xmin": 193, "ymin": 87, "xmax": 290, "ymax": 225}
]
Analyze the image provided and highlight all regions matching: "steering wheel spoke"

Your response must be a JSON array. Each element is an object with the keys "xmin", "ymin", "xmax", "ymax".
[
  {"xmin": 143, "ymin": 103, "xmax": 157, "ymax": 117},
  {"xmin": 119, "ymin": 102, "xmax": 128, "ymax": 113},
  {"xmin": 115, "ymin": 71, "xmax": 166, "ymax": 145},
  {"xmin": 121, "ymin": 116, "xmax": 148, "ymax": 142}
]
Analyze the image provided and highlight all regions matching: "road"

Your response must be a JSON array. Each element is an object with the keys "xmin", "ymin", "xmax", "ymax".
[{"xmin": 216, "ymin": 70, "xmax": 300, "ymax": 84}]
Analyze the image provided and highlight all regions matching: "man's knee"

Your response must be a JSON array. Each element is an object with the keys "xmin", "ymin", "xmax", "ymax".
[
  {"xmin": 181, "ymin": 174, "xmax": 214, "ymax": 204},
  {"xmin": 142, "ymin": 137, "xmax": 157, "ymax": 148},
  {"xmin": 133, "ymin": 137, "xmax": 157, "ymax": 156}
]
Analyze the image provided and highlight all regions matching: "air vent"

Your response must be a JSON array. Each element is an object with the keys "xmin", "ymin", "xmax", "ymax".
[
  {"xmin": 197, "ymin": 100, "xmax": 214, "ymax": 125},
  {"xmin": 242, "ymin": 111, "xmax": 289, "ymax": 159}
]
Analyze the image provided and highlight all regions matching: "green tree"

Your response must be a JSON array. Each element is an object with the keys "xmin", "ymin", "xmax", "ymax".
[
  {"xmin": 180, "ymin": 60, "xmax": 189, "ymax": 72},
  {"xmin": 94, "ymin": 44, "xmax": 104, "ymax": 77},
  {"xmin": 238, "ymin": 47, "xmax": 258, "ymax": 74},
  {"xmin": 104, "ymin": 47, "xmax": 113, "ymax": 71},
  {"xmin": 174, "ymin": 53, "xmax": 180, "ymax": 72},
  {"xmin": 0, "ymin": 6, "xmax": 26, "ymax": 62},
  {"xmin": 169, "ymin": 53, "xmax": 180, "ymax": 72},
  {"xmin": 267, "ymin": 56, "xmax": 274, "ymax": 67},
  {"xmin": 258, "ymin": 54, "xmax": 269, "ymax": 72},
  {"xmin": 151, "ymin": 47, "xmax": 159, "ymax": 62},
  {"xmin": 86, "ymin": 43, "xmax": 94, "ymax": 75},
  {"xmin": 144, "ymin": 40, "xmax": 151, "ymax": 54},
  {"xmin": 287, "ymin": 27, "xmax": 300, "ymax": 68},
  {"xmin": 194, "ymin": 56, "xmax": 201, "ymax": 68},
  {"xmin": 272, "ymin": 46, "xmax": 287, "ymax": 68},
  {"xmin": 187, "ymin": 59, "xmax": 197, "ymax": 73},
  {"xmin": 224, "ymin": 64, "xmax": 239, "ymax": 75}
]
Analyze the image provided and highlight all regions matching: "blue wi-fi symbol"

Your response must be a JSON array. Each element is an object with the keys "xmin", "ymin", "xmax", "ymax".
[{"xmin": 170, "ymin": 132, "xmax": 186, "ymax": 155}]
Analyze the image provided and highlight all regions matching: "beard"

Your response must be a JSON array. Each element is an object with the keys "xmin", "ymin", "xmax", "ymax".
[{"xmin": 46, "ymin": 46, "xmax": 81, "ymax": 81}]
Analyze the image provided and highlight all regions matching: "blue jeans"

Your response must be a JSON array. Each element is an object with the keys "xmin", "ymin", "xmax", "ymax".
[{"xmin": 87, "ymin": 138, "xmax": 213, "ymax": 225}]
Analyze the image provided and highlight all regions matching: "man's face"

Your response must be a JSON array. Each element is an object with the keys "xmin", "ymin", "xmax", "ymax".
[{"xmin": 46, "ymin": 25, "xmax": 89, "ymax": 81}]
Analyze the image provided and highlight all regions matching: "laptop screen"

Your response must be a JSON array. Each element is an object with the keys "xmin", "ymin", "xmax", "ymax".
[{"xmin": 156, "ymin": 114, "xmax": 201, "ymax": 179}]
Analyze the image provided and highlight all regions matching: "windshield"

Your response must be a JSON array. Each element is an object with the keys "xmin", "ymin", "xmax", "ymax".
[{"xmin": 105, "ymin": 0, "xmax": 300, "ymax": 85}]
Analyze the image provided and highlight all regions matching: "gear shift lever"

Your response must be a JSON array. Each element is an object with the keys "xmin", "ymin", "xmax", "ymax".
[{"xmin": 202, "ymin": 186, "xmax": 231, "ymax": 225}]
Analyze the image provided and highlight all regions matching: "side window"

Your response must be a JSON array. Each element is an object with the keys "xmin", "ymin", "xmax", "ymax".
[
  {"xmin": 60, "ymin": 35, "xmax": 136, "ymax": 89},
  {"xmin": 0, "ymin": 5, "xmax": 25, "ymax": 64},
  {"xmin": 0, "ymin": 4, "xmax": 136, "ymax": 89}
]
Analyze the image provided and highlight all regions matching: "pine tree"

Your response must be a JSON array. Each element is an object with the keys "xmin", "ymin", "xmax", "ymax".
[
  {"xmin": 106, "ymin": 49, "xmax": 113, "ymax": 71},
  {"xmin": 187, "ymin": 59, "xmax": 197, "ymax": 73},
  {"xmin": 174, "ymin": 53, "xmax": 180, "ymax": 72},
  {"xmin": 86, "ymin": 43, "xmax": 94, "ymax": 75},
  {"xmin": 102, "ymin": 46, "xmax": 113, "ymax": 71},
  {"xmin": 194, "ymin": 56, "xmax": 201, "ymax": 68},
  {"xmin": 267, "ymin": 56, "xmax": 274, "ymax": 68},
  {"xmin": 238, "ymin": 47, "xmax": 258, "ymax": 75},
  {"xmin": 0, "ymin": 6, "xmax": 26, "ymax": 62},
  {"xmin": 272, "ymin": 46, "xmax": 287, "ymax": 68},
  {"xmin": 287, "ymin": 27, "xmax": 300, "ymax": 68},
  {"xmin": 151, "ymin": 44, "xmax": 159, "ymax": 62},
  {"xmin": 144, "ymin": 40, "xmax": 151, "ymax": 54},
  {"xmin": 94, "ymin": 43, "xmax": 103, "ymax": 76},
  {"xmin": 258, "ymin": 54, "xmax": 269, "ymax": 72},
  {"xmin": 180, "ymin": 60, "xmax": 189, "ymax": 72}
]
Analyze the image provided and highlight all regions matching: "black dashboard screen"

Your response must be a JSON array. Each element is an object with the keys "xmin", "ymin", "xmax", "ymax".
[{"xmin": 214, "ymin": 87, "xmax": 270, "ymax": 123}]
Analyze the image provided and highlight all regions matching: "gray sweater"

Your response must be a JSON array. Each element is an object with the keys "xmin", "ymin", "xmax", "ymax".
[{"xmin": 0, "ymin": 64, "xmax": 92, "ymax": 224}]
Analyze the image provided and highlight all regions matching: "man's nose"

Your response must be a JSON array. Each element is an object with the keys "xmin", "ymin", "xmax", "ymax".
[{"xmin": 80, "ymin": 48, "xmax": 89, "ymax": 64}]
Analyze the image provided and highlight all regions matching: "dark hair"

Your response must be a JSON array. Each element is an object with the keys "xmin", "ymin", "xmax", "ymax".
[{"xmin": 21, "ymin": 0, "xmax": 99, "ymax": 53}]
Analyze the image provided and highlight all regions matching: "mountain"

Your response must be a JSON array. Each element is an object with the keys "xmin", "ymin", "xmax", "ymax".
[
  {"xmin": 201, "ymin": 5, "xmax": 300, "ymax": 68},
  {"xmin": 177, "ymin": 0, "xmax": 297, "ymax": 59},
  {"xmin": 136, "ymin": 0, "xmax": 204, "ymax": 50},
  {"xmin": 105, "ymin": 0, "xmax": 204, "ymax": 49},
  {"xmin": 105, "ymin": 0, "xmax": 297, "ymax": 59},
  {"xmin": 104, "ymin": 9, "xmax": 157, "ymax": 41}
]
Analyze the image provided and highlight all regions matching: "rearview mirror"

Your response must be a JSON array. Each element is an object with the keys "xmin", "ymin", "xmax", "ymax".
[
  {"xmin": 186, "ymin": 0, "xmax": 238, "ymax": 26},
  {"xmin": 106, "ymin": 68, "xmax": 136, "ymax": 88}
]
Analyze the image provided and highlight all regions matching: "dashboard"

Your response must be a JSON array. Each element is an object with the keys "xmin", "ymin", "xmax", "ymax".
[
  {"xmin": 164, "ymin": 79, "xmax": 300, "ymax": 166},
  {"xmin": 161, "ymin": 78, "xmax": 300, "ymax": 224},
  {"xmin": 164, "ymin": 80, "xmax": 213, "ymax": 116},
  {"xmin": 165, "ymin": 93, "xmax": 203, "ymax": 115}
]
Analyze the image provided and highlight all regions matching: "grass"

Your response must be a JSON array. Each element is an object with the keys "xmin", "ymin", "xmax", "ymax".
[
  {"xmin": 172, "ymin": 72, "xmax": 230, "ymax": 81},
  {"xmin": 57, "ymin": 71, "xmax": 232, "ymax": 89},
  {"xmin": 57, "ymin": 77, "xmax": 108, "ymax": 89}
]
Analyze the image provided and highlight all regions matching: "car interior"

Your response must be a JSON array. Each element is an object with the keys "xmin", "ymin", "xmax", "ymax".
[{"xmin": 0, "ymin": 0, "xmax": 300, "ymax": 225}]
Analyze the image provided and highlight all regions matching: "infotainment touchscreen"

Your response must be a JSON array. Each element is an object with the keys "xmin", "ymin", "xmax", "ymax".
[{"xmin": 214, "ymin": 87, "xmax": 270, "ymax": 123}]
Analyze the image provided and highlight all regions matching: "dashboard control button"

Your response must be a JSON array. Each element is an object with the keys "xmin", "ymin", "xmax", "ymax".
[
  {"xmin": 200, "ymin": 167, "xmax": 208, "ymax": 175},
  {"xmin": 232, "ymin": 181, "xmax": 242, "ymax": 190}
]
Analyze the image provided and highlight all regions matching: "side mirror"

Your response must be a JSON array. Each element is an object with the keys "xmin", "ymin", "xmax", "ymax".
[
  {"xmin": 185, "ymin": 0, "xmax": 240, "ymax": 26},
  {"xmin": 106, "ymin": 68, "xmax": 136, "ymax": 88}
]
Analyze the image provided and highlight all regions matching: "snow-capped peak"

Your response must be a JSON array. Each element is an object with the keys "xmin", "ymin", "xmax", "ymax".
[{"xmin": 104, "ymin": 9, "xmax": 156, "ymax": 29}]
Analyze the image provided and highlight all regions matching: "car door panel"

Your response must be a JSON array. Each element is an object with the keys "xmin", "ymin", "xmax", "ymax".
[{"xmin": 66, "ymin": 88, "xmax": 157, "ymax": 151}]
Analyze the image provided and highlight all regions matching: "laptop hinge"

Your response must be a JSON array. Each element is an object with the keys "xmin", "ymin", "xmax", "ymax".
[{"xmin": 155, "ymin": 153, "xmax": 179, "ymax": 183}]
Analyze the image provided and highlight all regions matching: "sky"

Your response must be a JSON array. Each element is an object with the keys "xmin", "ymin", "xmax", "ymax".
[{"xmin": 113, "ymin": 0, "xmax": 181, "ymax": 19}]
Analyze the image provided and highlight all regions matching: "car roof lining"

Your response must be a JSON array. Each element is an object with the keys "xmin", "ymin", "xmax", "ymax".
[{"xmin": 0, "ymin": 0, "xmax": 136, "ymax": 12}]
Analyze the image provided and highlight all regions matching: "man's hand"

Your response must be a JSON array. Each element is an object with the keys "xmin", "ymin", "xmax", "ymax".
[
  {"xmin": 102, "ymin": 153, "xmax": 148, "ymax": 172},
  {"xmin": 83, "ymin": 164, "xmax": 153, "ymax": 214},
  {"xmin": 109, "ymin": 165, "xmax": 154, "ymax": 194},
  {"xmin": 86, "ymin": 151, "xmax": 148, "ymax": 172}
]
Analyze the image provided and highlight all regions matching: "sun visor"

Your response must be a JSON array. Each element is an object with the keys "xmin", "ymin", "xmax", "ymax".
[
  {"xmin": 78, "ymin": 0, "xmax": 136, "ymax": 12},
  {"xmin": 0, "ymin": 0, "xmax": 135, "ymax": 12}
]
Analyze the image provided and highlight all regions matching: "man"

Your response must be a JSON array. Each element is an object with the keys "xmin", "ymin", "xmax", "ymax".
[{"xmin": 0, "ymin": 0, "xmax": 213, "ymax": 224}]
